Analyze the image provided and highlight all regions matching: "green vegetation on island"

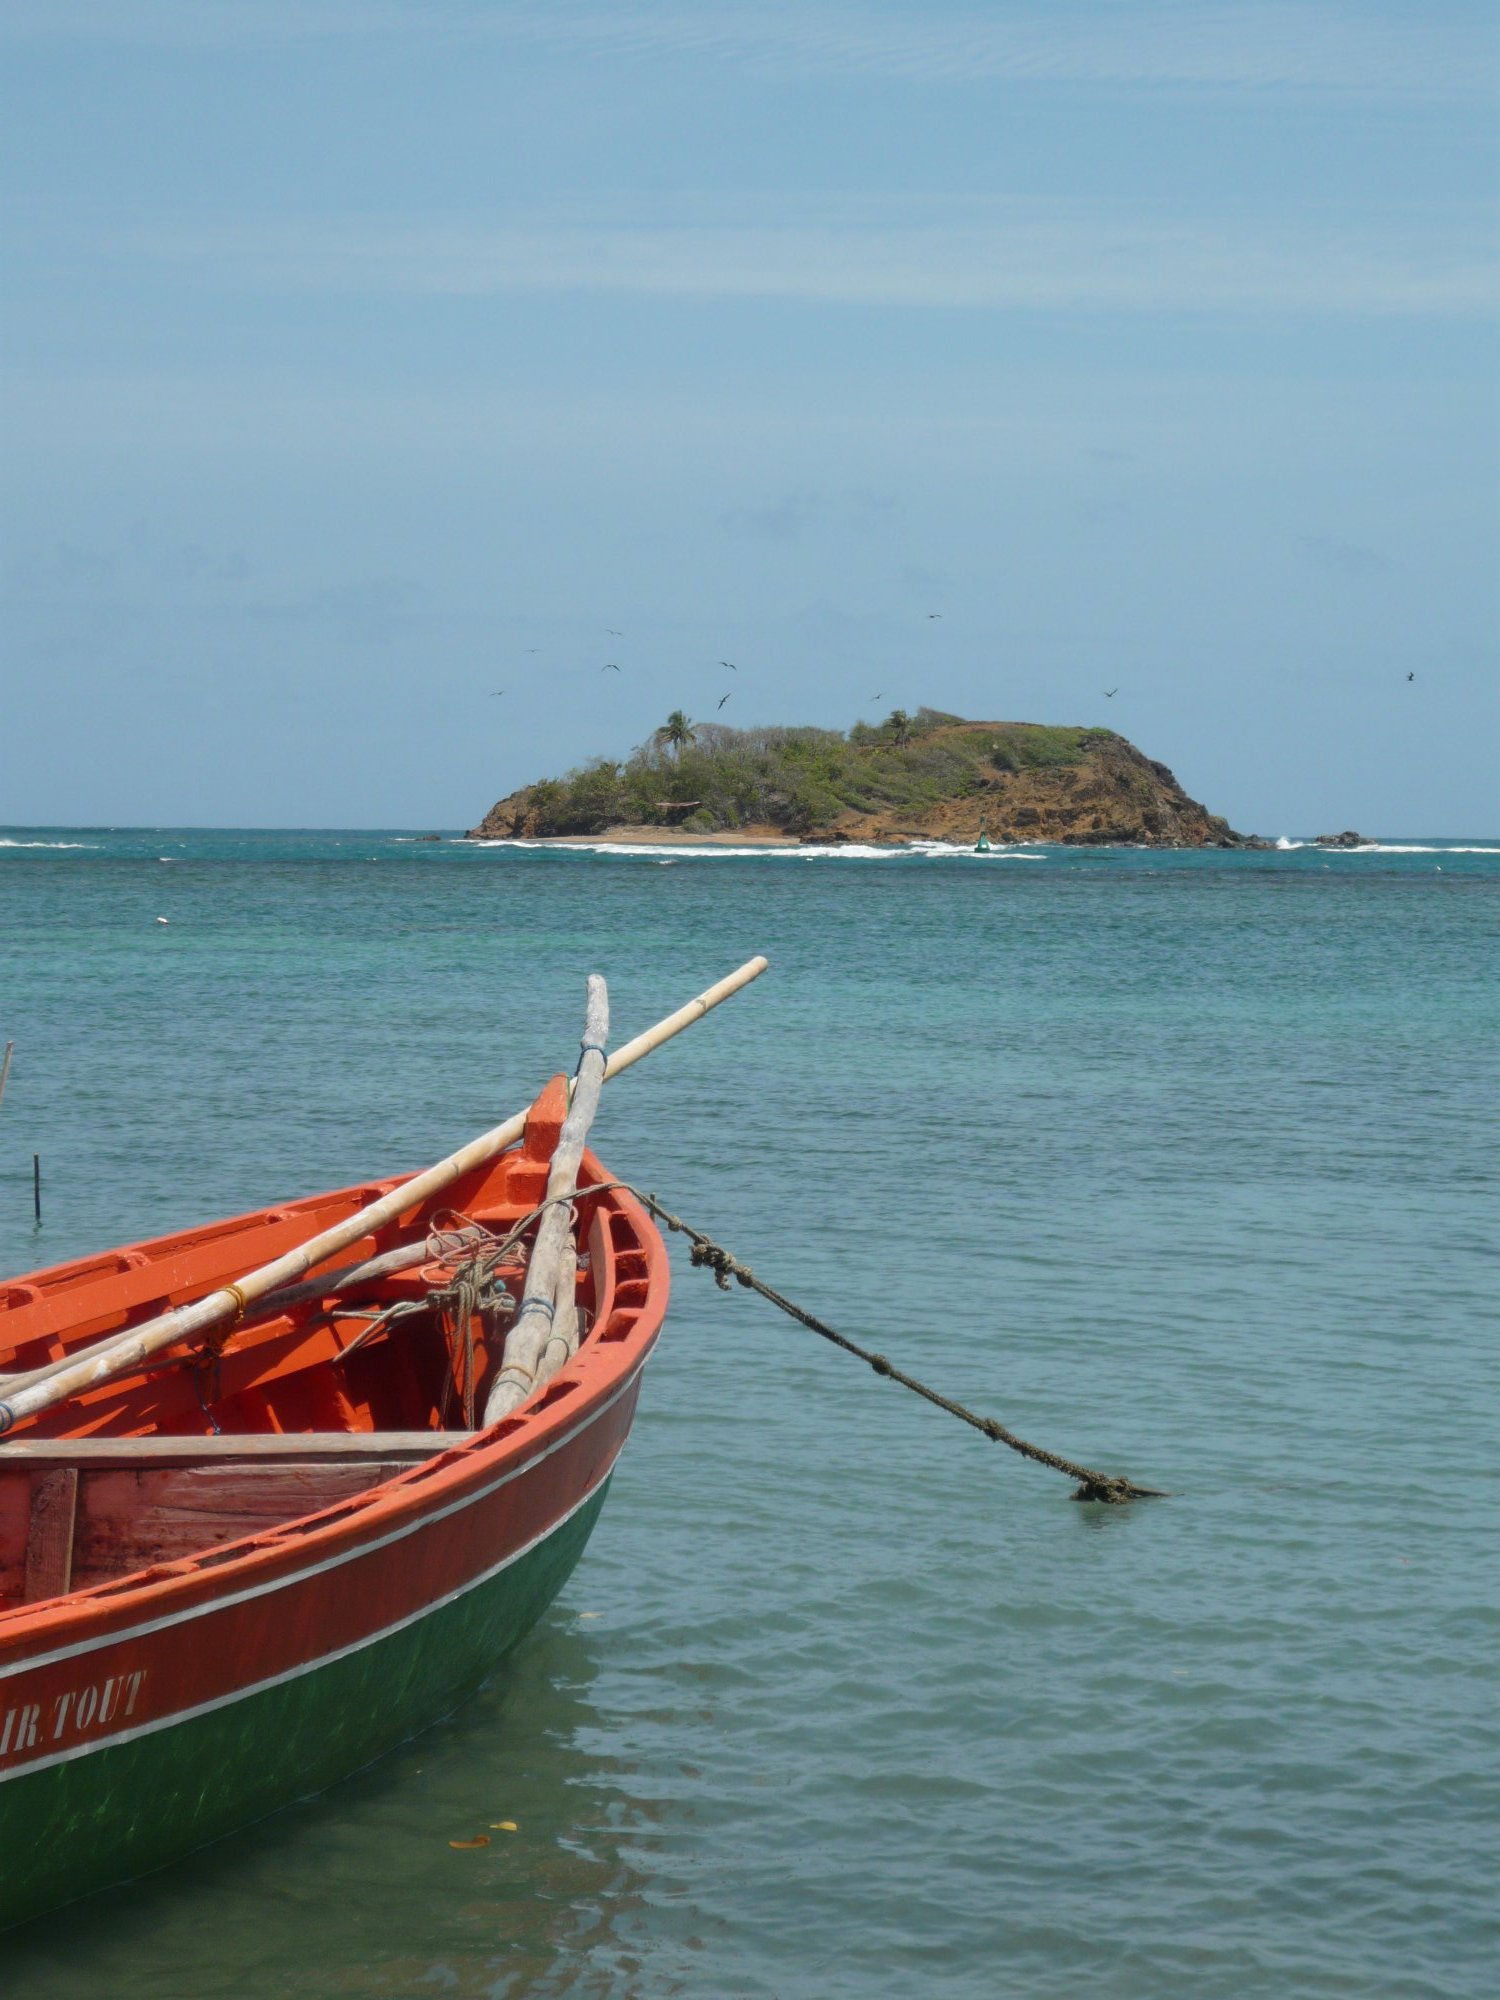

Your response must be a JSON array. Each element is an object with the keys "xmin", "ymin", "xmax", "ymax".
[
  {"xmin": 493, "ymin": 709, "xmax": 1115, "ymax": 838},
  {"xmin": 468, "ymin": 707, "xmax": 1252, "ymax": 847}
]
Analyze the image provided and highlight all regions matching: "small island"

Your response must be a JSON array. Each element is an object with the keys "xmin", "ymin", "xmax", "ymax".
[{"xmin": 467, "ymin": 708, "xmax": 1259, "ymax": 847}]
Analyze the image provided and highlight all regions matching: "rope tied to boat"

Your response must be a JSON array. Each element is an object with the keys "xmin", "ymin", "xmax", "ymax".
[
  {"xmin": 414, "ymin": 1213, "xmax": 522, "ymax": 1428},
  {"xmin": 170, "ymin": 1176, "xmax": 1158, "ymax": 1501},
  {"xmin": 428, "ymin": 1180, "xmax": 1162, "ymax": 1500},
  {"xmin": 187, "ymin": 1281, "xmax": 248, "ymax": 1402},
  {"xmin": 193, "ymin": 1282, "xmax": 248, "ymax": 1365},
  {"xmin": 641, "ymin": 1194, "xmax": 1166, "ymax": 1505}
]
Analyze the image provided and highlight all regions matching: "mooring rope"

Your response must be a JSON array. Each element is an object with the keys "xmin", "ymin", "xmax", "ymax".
[
  {"xmin": 637, "ymin": 1193, "xmax": 1166, "ymax": 1505},
  {"xmin": 180, "ymin": 1177, "xmax": 1160, "ymax": 1501},
  {"xmin": 390, "ymin": 1180, "xmax": 1162, "ymax": 1501}
]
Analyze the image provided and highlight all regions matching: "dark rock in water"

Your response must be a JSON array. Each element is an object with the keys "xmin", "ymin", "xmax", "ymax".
[
  {"xmin": 416, "ymin": 834, "xmax": 443, "ymax": 843},
  {"xmin": 1315, "ymin": 830, "xmax": 1368, "ymax": 848}
]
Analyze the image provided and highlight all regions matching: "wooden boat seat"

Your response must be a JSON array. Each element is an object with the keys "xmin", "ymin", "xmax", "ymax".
[{"xmin": 0, "ymin": 1433, "xmax": 470, "ymax": 1609}]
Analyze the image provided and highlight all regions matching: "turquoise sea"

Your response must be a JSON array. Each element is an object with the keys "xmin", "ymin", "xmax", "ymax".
[{"xmin": 1, "ymin": 826, "xmax": 1496, "ymax": 2000}]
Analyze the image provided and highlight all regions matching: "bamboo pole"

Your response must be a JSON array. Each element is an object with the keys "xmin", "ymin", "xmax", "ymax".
[
  {"xmin": 0, "ymin": 954, "xmax": 766, "ymax": 1409},
  {"xmin": 0, "ymin": 1042, "xmax": 13, "ymax": 1114},
  {"xmin": 543, "ymin": 1249, "xmax": 581, "ymax": 1380},
  {"xmin": 482, "ymin": 976, "xmax": 608, "ymax": 1423},
  {"xmin": 0, "ymin": 960, "xmax": 765, "ymax": 1430},
  {"xmin": 0, "ymin": 956, "xmax": 768, "ymax": 1438},
  {"xmin": 0, "ymin": 1207, "xmax": 537, "ymax": 1401},
  {"xmin": 0, "ymin": 1239, "xmax": 449, "ymax": 1399}
]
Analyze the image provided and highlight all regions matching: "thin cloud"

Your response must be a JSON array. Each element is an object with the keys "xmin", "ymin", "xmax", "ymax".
[
  {"xmin": 120, "ymin": 198, "xmax": 1498, "ymax": 318},
  {"xmin": 718, "ymin": 486, "xmax": 900, "ymax": 541},
  {"xmin": 243, "ymin": 577, "xmax": 431, "ymax": 641},
  {"xmin": 495, "ymin": 2, "xmax": 1492, "ymax": 98},
  {"xmin": 1293, "ymin": 533, "xmax": 1394, "ymax": 576},
  {"xmin": 720, "ymin": 491, "xmax": 822, "ymax": 542},
  {"xmin": 3, "ymin": 2, "xmax": 1490, "ymax": 99}
]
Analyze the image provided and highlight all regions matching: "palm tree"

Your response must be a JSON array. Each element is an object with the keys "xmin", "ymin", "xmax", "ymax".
[
  {"xmin": 886, "ymin": 708, "xmax": 913, "ymax": 748},
  {"xmin": 654, "ymin": 709, "xmax": 697, "ymax": 759}
]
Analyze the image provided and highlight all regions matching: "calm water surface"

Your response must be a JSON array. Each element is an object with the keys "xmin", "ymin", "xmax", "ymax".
[{"xmin": 1, "ymin": 828, "xmax": 1496, "ymax": 1999}]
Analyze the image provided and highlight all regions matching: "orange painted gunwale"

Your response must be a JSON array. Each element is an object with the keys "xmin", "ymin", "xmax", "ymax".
[{"xmin": 0, "ymin": 1146, "xmax": 668, "ymax": 1671}]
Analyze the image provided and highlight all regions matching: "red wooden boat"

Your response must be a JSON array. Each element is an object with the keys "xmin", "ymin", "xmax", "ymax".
[{"xmin": 0, "ymin": 955, "xmax": 771, "ymax": 1933}]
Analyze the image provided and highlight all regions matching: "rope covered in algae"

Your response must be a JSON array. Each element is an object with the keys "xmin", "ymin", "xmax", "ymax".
[
  {"xmin": 429, "ymin": 1180, "xmax": 1163, "ymax": 1500},
  {"xmin": 177, "ymin": 1176, "xmax": 1162, "ymax": 1502},
  {"xmin": 639, "ymin": 1194, "xmax": 1167, "ymax": 1505}
]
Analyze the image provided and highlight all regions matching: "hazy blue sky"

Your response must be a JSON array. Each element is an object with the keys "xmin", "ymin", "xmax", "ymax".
[{"xmin": 3, "ymin": 1, "xmax": 1496, "ymax": 834}]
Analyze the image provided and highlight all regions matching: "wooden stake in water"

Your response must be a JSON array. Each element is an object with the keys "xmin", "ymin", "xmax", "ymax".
[
  {"xmin": 0, "ymin": 1042, "xmax": 13, "ymax": 1114},
  {"xmin": 32, "ymin": 1155, "xmax": 41, "ymax": 1226}
]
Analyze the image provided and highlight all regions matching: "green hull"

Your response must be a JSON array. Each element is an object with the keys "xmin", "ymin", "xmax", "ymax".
[{"xmin": 0, "ymin": 1479, "xmax": 610, "ymax": 1933}]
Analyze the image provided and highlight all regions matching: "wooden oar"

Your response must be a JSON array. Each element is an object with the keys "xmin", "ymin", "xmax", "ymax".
[
  {"xmin": 0, "ymin": 1238, "xmax": 450, "ymax": 1400},
  {"xmin": 0, "ymin": 956, "xmax": 768, "ymax": 1437},
  {"xmin": 483, "ymin": 975, "xmax": 608, "ymax": 1422}
]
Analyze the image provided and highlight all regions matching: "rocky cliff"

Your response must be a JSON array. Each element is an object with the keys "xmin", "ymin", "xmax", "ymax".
[{"xmin": 808, "ymin": 726, "xmax": 1250, "ymax": 847}]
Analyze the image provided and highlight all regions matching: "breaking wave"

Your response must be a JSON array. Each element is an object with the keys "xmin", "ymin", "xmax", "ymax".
[
  {"xmin": 1300, "ymin": 843, "xmax": 1499, "ymax": 855},
  {"xmin": 1273, "ymin": 838, "xmax": 1498, "ymax": 855},
  {"xmin": 478, "ymin": 838, "xmax": 1048, "ymax": 861}
]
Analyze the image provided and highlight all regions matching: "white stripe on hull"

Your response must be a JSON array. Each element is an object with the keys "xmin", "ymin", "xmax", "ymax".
[{"xmin": 0, "ymin": 1445, "xmax": 626, "ymax": 1784}]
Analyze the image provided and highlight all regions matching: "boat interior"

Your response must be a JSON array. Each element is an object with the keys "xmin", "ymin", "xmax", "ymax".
[{"xmin": 0, "ymin": 1088, "xmax": 655, "ymax": 1613}]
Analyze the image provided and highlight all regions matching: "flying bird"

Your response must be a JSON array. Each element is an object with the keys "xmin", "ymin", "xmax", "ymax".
[
  {"xmin": 720, "ymin": 661, "xmax": 737, "ymax": 671},
  {"xmin": 602, "ymin": 663, "xmax": 621, "ymax": 672},
  {"xmin": 927, "ymin": 612, "xmax": 942, "ymax": 619},
  {"xmin": 607, "ymin": 628, "xmax": 624, "ymax": 637},
  {"xmin": 870, "ymin": 692, "xmax": 885, "ymax": 701},
  {"xmin": 1103, "ymin": 687, "xmax": 1118, "ymax": 698},
  {"xmin": 1407, "ymin": 672, "xmax": 1416, "ymax": 682},
  {"xmin": 489, "ymin": 690, "xmax": 505, "ymax": 697},
  {"xmin": 717, "ymin": 693, "xmax": 731, "ymax": 709},
  {"xmin": 524, "ymin": 649, "xmax": 540, "ymax": 655}
]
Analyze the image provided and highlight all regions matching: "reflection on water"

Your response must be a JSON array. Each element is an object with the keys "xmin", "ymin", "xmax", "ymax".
[{"xmin": 5, "ymin": 1611, "xmax": 653, "ymax": 2000}]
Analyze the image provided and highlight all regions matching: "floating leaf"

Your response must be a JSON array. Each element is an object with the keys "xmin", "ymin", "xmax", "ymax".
[
  {"xmin": 448, "ymin": 1836, "xmax": 490, "ymax": 1849},
  {"xmin": 489, "ymin": 1820, "xmax": 519, "ymax": 1832}
]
